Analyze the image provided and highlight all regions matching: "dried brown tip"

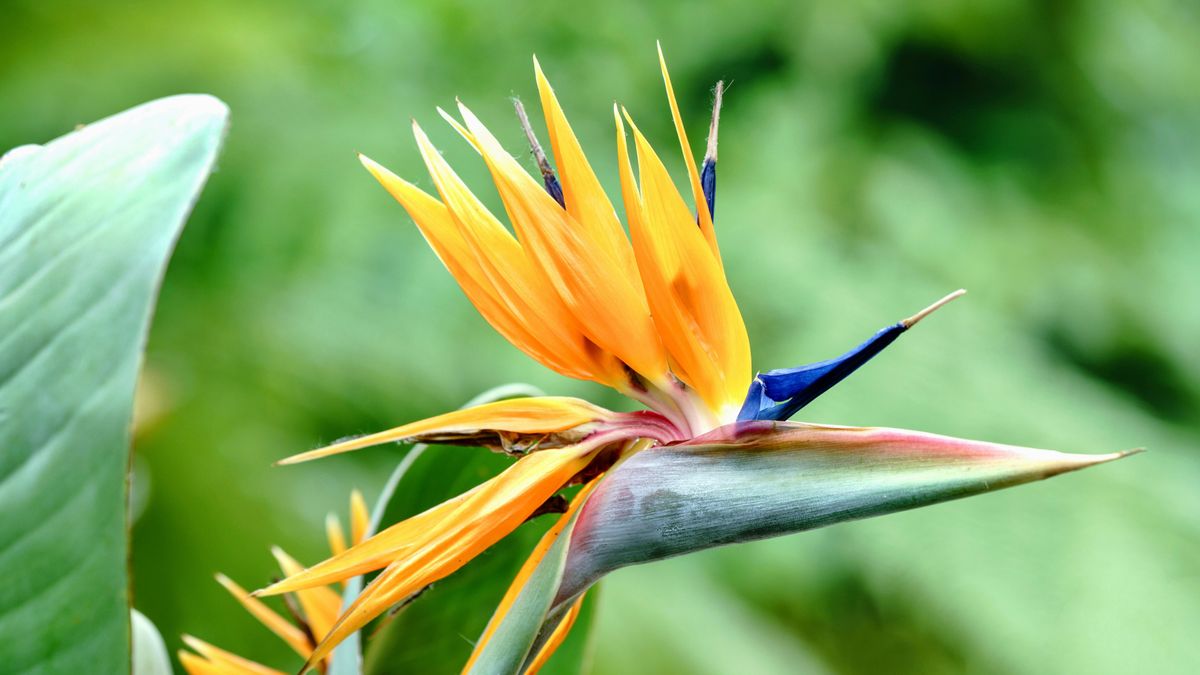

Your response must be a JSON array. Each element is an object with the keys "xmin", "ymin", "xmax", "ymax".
[
  {"xmin": 902, "ymin": 289, "xmax": 967, "ymax": 328},
  {"xmin": 706, "ymin": 80, "xmax": 724, "ymax": 164},
  {"xmin": 513, "ymin": 98, "xmax": 565, "ymax": 206},
  {"xmin": 513, "ymin": 98, "xmax": 554, "ymax": 182}
]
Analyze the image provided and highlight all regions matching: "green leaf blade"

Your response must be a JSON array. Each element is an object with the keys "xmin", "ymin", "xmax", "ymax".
[
  {"xmin": 0, "ymin": 95, "xmax": 227, "ymax": 673},
  {"xmin": 467, "ymin": 505, "xmax": 580, "ymax": 675}
]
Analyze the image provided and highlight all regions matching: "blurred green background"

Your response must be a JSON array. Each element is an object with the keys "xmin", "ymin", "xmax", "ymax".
[{"xmin": 5, "ymin": 0, "xmax": 1199, "ymax": 673}]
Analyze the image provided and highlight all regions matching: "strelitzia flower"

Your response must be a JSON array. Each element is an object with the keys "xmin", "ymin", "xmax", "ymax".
[
  {"xmin": 261, "ymin": 45, "xmax": 1136, "ymax": 674},
  {"xmin": 179, "ymin": 491, "xmax": 370, "ymax": 674}
]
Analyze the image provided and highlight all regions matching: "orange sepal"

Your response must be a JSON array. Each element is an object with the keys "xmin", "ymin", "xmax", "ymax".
[
  {"xmin": 286, "ymin": 445, "xmax": 602, "ymax": 670},
  {"xmin": 278, "ymin": 396, "xmax": 612, "ymax": 465},
  {"xmin": 178, "ymin": 636, "xmax": 286, "ymax": 675},
  {"xmin": 214, "ymin": 574, "xmax": 311, "ymax": 659},
  {"xmin": 614, "ymin": 108, "xmax": 750, "ymax": 417},
  {"xmin": 450, "ymin": 100, "xmax": 668, "ymax": 387}
]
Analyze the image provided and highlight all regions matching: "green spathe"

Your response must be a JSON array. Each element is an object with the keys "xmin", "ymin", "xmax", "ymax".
[
  {"xmin": 556, "ymin": 421, "xmax": 1136, "ymax": 604},
  {"xmin": 466, "ymin": 420, "xmax": 1134, "ymax": 675},
  {"xmin": 0, "ymin": 95, "xmax": 226, "ymax": 672}
]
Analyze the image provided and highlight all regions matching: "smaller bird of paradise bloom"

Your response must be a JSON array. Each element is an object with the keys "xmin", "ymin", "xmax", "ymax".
[
  {"xmin": 180, "ymin": 491, "xmax": 370, "ymax": 674},
  {"xmin": 243, "ymin": 46, "xmax": 1134, "ymax": 675}
]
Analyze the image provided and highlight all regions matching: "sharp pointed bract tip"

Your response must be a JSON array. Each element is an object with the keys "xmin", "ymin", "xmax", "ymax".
[
  {"xmin": 1049, "ymin": 447, "xmax": 1143, "ymax": 478},
  {"xmin": 1113, "ymin": 447, "xmax": 1146, "ymax": 460}
]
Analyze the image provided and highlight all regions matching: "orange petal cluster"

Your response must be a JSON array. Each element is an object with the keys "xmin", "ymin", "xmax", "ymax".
[
  {"xmin": 361, "ymin": 49, "xmax": 748, "ymax": 418},
  {"xmin": 179, "ymin": 491, "xmax": 369, "ymax": 674},
  {"xmin": 248, "ymin": 47, "xmax": 750, "ymax": 673}
]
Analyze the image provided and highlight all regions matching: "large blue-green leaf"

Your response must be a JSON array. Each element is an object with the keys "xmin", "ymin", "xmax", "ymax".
[{"xmin": 0, "ymin": 95, "xmax": 226, "ymax": 673}]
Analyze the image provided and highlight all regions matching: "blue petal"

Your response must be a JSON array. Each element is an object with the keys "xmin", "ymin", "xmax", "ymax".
[
  {"xmin": 738, "ymin": 290, "xmax": 966, "ymax": 422},
  {"xmin": 748, "ymin": 322, "xmax": 905, "ymax": 421},
  {"xmin": 542, "ymin": 173, "xmax": 565, "ymax": 208},
  {"xmin": 701, "ymin": 157, "xmax": 716, "ymax": 219},
  {"xmin": 761, "ymin": 323, "xmax": 905, "ymax": 401},
  {"xmin": 736, "ymin": 377, "xmax": 768, "ymax": 421}
]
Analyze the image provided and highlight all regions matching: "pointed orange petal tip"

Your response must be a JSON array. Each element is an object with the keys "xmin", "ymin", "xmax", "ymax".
[
  {"xmin": 655, "ymin": 41, "xmax": 719, "ymax": 257},
  {"xmin": 350, "ymin": 488, "xmax": 370, "ymax": 544},
  {"xmin": 619, "ymin": 105, "xmax": 636, "ymax": 129},
  {"xmin": 215, "ymin": 572, "xmax": 311, "ymax": 658},
  {"xmin": 180, "ymin": 634, "xmax": 289, "ymax": 675},
  {"xmin": 325, "ymin": 513, "xmax": 348, "ymax": 556},
  {"xmin": 269, "ymin": 545, "xmax": 299, "ymax": 572},
  {"xmin": 358, "ymin": 153, "xmax": 395, "ymax": 187},
  {"xmin": 217, "ymin": 572, "xmax": 260, "ymax": 600},
  {"xmin": 438, "ymin": 105, "xmax": 478, "ymax": 150},
  {"xmin": 179, "ymin": 634, "xmax": 206, "ymax": 653}
]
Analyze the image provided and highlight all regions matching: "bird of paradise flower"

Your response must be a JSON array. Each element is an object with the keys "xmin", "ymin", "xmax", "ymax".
[
  {"xmin": 238, "ymin": 45, "xmax": 1134, "ymax": 674},
  {"xmin": 179, "ymin": 491, "xmax": 370, "ymax": 674}
]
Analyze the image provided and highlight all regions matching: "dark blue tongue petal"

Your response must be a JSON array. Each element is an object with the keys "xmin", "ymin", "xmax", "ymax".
[
  {"xmin": 699, "ymin": 81, "xmax": 723, "ymax": 221},
  {"xmin": 700, "ymin": 157, "xmax": 716, "ymax": 219},
  {"xmin": 738, "ymin": 290, "xmax": 965, "ymax": 421},
  {"xmin": 736, "ymin": 377, "xmax": 771, "ymax": 421}
]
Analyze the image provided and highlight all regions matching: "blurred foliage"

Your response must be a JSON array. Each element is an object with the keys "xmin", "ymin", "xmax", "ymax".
[{"xmin": 4, "ymin": 0, "xmax": 1198, "ymax": 672}]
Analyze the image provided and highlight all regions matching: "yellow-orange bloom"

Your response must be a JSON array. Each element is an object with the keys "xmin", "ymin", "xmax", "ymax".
[
  {"xmin": 261, "ymin": 46, "xmax": 737, "ymax": 672},
  {"xmin": 255, "ymin": 44, "xmax": 1132, "ymax": 675},
  {"xmin": 357, "ymin": 60, "xmax": 748, "ymax": 423},
  {"xmin": 180, "ymin": 492, "xmax": 369, "ymax": 674}
]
